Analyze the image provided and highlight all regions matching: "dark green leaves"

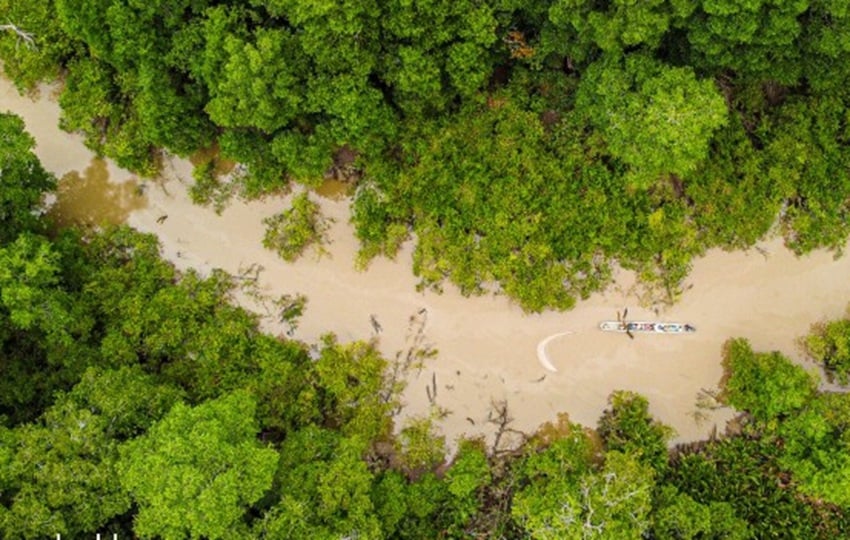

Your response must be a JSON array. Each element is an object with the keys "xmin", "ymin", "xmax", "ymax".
[{"xmin": 0, "ymin": 114, "xmax": 55, "ymax": 242}]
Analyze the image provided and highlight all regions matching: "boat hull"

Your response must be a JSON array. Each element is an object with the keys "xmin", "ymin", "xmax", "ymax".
[{"xmin": 599, "ymin": 321, "xmax": 696, "ymax": 334}]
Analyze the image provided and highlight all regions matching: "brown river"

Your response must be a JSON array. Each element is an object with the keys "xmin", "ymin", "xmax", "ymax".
[{"xmin": 4, "ymin": 78, "xmax": 850, "ymax": 449}]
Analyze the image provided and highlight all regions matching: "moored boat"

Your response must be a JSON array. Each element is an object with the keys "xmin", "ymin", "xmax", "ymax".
[{"xmin": 599, "ymin": 321, "xmax": 696, "ymax": 334}]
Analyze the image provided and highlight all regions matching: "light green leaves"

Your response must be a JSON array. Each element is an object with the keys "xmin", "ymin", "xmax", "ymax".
[
  {"xmin": 262, "ymin": 192, "xmax": 333, "ymax": 262},
  {"xmin": 205, "ymin": 28, "xmax": 306, "ymax": 133},
  {"xmin": 720, "ymin": 338, "xmax": 818, "ymax": 423},
  {"xmin": 577, "ymin": 55, "xmax": 727, "ymax": 188},
  {"xmin": 804, "ymin": 316, "xmax": 850, "ymax": 384},
  {"xmin": 0, "ymin": 233, "xmax": 80, "ymax": 352},
  {"xmin": 598, "ymin": 391, "xmax": 674, "ymax": 472},
  {"xmin": 687, "ymin": 0, "xmax": 809, "ymax": 82},
  {"xmin": 0, "ymin": 366, "xmax": 180, "ymax": 538},
  {"xmin": 118, "ymin": 391, "xmax": 277, "ymax": 540},
  {"xmin": 549, "ymin": 0, "xmax": 690, "ymax": 54},
  {"xmin": 514, "ymin": 450, "xmax": 655, "ymax": 539}
]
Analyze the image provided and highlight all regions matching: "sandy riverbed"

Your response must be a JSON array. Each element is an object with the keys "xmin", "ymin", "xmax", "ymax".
[{"xmin": 4, "ymin": 78, "xmax": 850, "ymax": 449}]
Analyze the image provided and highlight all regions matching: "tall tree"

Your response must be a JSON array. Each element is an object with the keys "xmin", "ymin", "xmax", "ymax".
[
  {"xmin": 0, "ymin": 1, "xmax": 78, "ymax": 89},
  {"xmin": 804, "ymin": 309, "xmax": 850, "ymax": 384},
  {"xmin": 685, "ymin": 0, "xmax": 809, "ymax": 83},
  {"xmin": 118, "ymin": 391, "xmax": 277, "ymax": 539},
  {"xmin": 0, "ymin": 114, "xmax": 55, "ymax": 242},
  {"xmin": 779, "ymin": 392, "xmax": 850, "ymax": 506},
  {"xmin": 720, "ymin": 338, "xmax": 817, "ymax": 424},
  {"xmin": 0, "ymin": 366, "xmax": 182, "ymax": 538},
  {"xmin": 598, "ymin": 390, "xmax": 674, "ymax": 473},
  {"xmin": 576, "ymin": 54, "xmax": 727, "ymax": 188},
  {"xmin": 547, "ymin": 0, "xmax": 695, "ymax": 58}
]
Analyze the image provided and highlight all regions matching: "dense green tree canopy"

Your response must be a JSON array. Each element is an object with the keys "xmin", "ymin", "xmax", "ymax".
[
  {"xmin": 804, "ymin": 308, "xmax": 850, "ymax": 384},
  {"xmin": 576, "ymin": 54, "xmax": 728, "ymax": 188},
  {"xmin": 4, "ymin": 1, "xmax": 850, "ymax": 534},
  {"xmin": 6, "ymin": 0, "xmax": 850, "ymax": 310},
  {"xmin": 118, "ymin": 391, "xmax": 278, "ymax": 539},
  {"xmin": 721, "ymin": 338, "xmax": 818, "ymax": 423},
  {"xmin": 0, "ymin": 114, "xmax": 55, "ymax": 242}
]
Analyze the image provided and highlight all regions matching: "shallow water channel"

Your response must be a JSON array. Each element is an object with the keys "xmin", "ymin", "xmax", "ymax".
[{"xmin": 4, "ymin": 77, "xmax": 850, "ymax": 448}]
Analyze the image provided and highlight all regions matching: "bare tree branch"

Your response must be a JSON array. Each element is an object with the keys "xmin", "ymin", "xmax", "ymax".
[
  {"xmin": 0, "ymin": 23, "xmax": 36, "ymax": 50},
  {"xmin": 487, "ymin": 399, "xmax": 529, "ymax": 456}
]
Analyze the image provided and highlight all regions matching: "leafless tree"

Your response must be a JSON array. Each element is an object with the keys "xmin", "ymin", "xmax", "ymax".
[
  {"xmin": 380, "ymin": 308, "xmax": 437, "ymax": 415},
  {"xmin": 487, "ymin": 399, "xmax": 528, "ymax": 456}
]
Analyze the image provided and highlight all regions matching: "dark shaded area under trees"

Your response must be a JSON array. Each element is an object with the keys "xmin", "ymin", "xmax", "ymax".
[
  {"xmin": 3, "ymin": 1, "xmax": 850, "ymax": 311},
  {"xmin": 1, "ymin": 111, "xmax": 850, "ymax": 538}
]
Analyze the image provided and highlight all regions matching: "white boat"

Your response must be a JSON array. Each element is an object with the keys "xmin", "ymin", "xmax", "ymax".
[{"xmin": 599, "ymin": 321, "xmax": 696, "ymax": 334}]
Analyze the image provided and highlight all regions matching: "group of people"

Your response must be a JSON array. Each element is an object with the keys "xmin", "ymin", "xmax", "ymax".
[{"xmin": 624, "ymin": 322, "xmax": 696, "ymax": 333}]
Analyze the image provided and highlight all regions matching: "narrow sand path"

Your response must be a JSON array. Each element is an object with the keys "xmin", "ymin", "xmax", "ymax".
[{"xmin": 4, "ymin": 79, "xmax": 850, "ymax": 448}]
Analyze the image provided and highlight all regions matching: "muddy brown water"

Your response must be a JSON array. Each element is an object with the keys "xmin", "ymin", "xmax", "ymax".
[
  {"xmin": 5, "ymin": 77, "xmax": 850, "ymax": 450},
  {"xmin": 315, "ymin": 179, "xmax": 353, "ymax": 201},
  {"xmin": 47, "ymin": 157, "xmax": 147, "ymax": 228}
]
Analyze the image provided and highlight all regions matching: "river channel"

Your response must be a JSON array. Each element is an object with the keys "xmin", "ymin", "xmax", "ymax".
[{"xmin": 4, "ymin": 78, "xmax": 850, "ymax": 448}]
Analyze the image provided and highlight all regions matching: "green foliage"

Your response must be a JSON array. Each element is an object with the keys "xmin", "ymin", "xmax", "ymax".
[
  {"xmin": 0, "ymin": 232, "xmax": 98, "ymax": 420},
  {"xmin": 804, "ymin": 311, "xmax": 850, "ymax": 384},
  {"xmin": 0, "ymin": 0, "xmax": 78, "ymax": 89},
  {"xmin": 685, "ymin": 0, "xmax": 809, "ymax": 83},
  {"xmin": 0, "ymin": 233, "xmax": 66, "ymax": 334},
  {"xmin": 576, "ymin": 54, "xmax": 728, "ymax": 188},
  {"xmin": 188, "ymin": 157, "xmax": 235, "ymax": 214},
  {"xmin": 650, "ymin": 485, "xmax": 749, "ymax": 539},
  {"xmin": 203, "ymin": 26, "xmax": 307, "ymax": 133},
  {"xmin": 6, "ymin": 7, "xmax": 850, "ymax": 537},
  {"xmin": 242, "ymin": 334, "xmax": 318, "ymax": 436},
  {"xmin": 0, "ymin": 366, "xmax": 181, "ymax": 538},
  {"xmin": 262, "ymin": 192, "xmax": 332, "ymax": 262},
  {"xmin": 444, "ymin": 439, "xmax": 492, "ymax": 528},
  {"xmin": 313, "ymin": 335, "xmax": 394, "ymax": 441},
  {"xmin": 598, "ymin": 390, "xmax": 674, "ymax": 473},
  {"xmin": 394, "ymin": 415, "xmax": 447, "ymax": 474},
  {"xmin": 379, "ymin": 0, "xmax": 498, "ymax": 115},
  {"xmin": 118, "ymin": 391, "xmax": 278, "ymax": 540},
  {"xmin": 665, "ymin": 437, "xmax": 848, "ymax": 539},
  {"xmin": 799, "ymin": 1, "xmax": 850, "ymax": 91},
  {"xmin": 0, "ymin": 113, "xmax": 55, "ymax": 242},
  {"xmin": 721, "ymin": 338, "xmax": 818, "ymax": 424},
  {"xmin": 73, "ymin": 226, "xmax": 290, "ymax": 404},
  {"xmin": 547, "ymin": 0, "xmax": 695, "ymax": 58},
  {"xmin": 58, "ymin": 56, "xmax": 161, "ymax": 175},
  {"xmin": 50, "ymin": 0, "xmax": 214, "ymax": 173},
  {"xmin": 266, "ymin": 429, "xmax": 382, "ymax": 539},
  {"xmin": 778, "ymin": 392, "xmax": 850, "ymax": 507},
  {"xmin": 512, "ymin": 418, "xmax": 597, "ymax": 536},
  {"xmin": 7, "ymin": 0, "xmax": 850, "ymax": 314},
  {"xmin": 66, "ymin": 365, "xmax": 185, "ymax": 439},
  {"xmin": 1, "ymin": 405, "xmax": 129, "ymax": 538},
  {"xmin": 686, "ymin": 118, "xmax": 787, "ymax": 249},
  {"xmin": 356, "ymin": 97, "xmax": 616, "ymax": 312},
  {"xmin": 514, "ymin": 450, "xmax": 655, "ymax": 539},
  {"xmin": 765, "ymin": 96, "xmax": 850, "ymax": 254},
  {"xmin": 217, "ymin": 129, "xmax": 288, "ymax": 198}
]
